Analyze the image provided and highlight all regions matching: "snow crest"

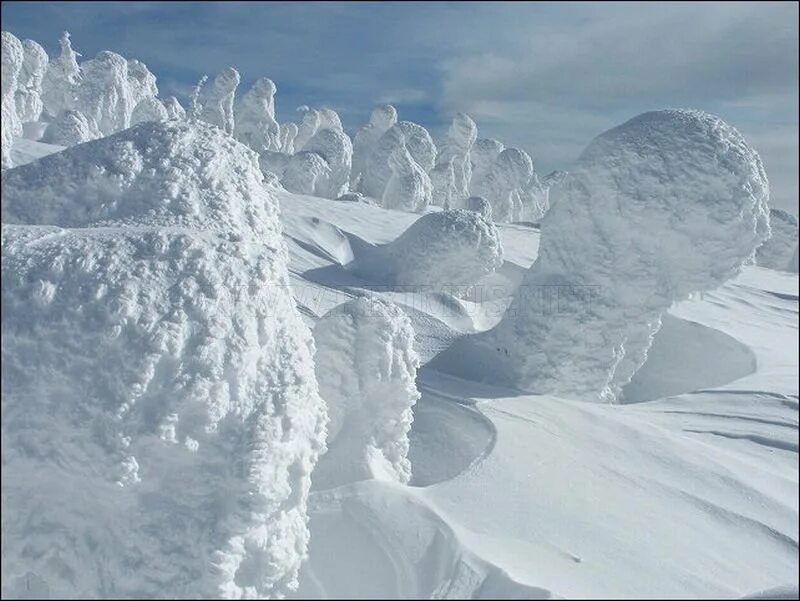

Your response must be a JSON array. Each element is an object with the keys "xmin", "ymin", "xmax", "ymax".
[{"xmin": 1, "ymin": 120, "xmax": 327, "ymax": 598}]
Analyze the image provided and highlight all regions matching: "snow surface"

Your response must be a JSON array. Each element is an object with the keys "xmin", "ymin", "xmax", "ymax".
[{"xmin": 1, "ymin": 121, "xmax": 327, "ymax": 598}]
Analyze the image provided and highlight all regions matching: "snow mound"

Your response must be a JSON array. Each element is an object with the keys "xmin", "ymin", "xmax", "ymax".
[
  {"xmin": 443, "ymin": 109, "xmax": 771, "ymax": 402},
  {"xmin": 303, "ymin": 127, "xmax": 353, "ymax": 199},
  {"xmin": 41, "ymin": 108, "xmax": 100, "ymax": 146},
  {"xmin": 234, "ymin": 77, "xmax": 281, "ymax": 152},
  {"xmin": 471, "ymin": 147, "xmax": 533, "ymax": 223},
  {"xmin": 282, "ymin": 150, "xmax": 331, "ymax": 196},
  {"xmin": 757, "ymin": 208, "xmax": 798, "ymax": 271},
  {"xmin": 1, "ymin": 120, "xmax": 327, "ymax": 598},
  {"xmin": 15, "ymin": 38, "xmax": 48, "ymax": 124},
  {"xmin": 312, "ymin": 298, "xmax": 420, "ymax": 489},
  {"xmin": 199, "ymin": 67, "xmax": 240, "ymax": 135},
  {"xmin": 352, "ymin": 104, "xmax": 397, "ymax": 185},
  {"xmin": 351, "ymin": 209, "xmax": 503, "ymax": 293}
]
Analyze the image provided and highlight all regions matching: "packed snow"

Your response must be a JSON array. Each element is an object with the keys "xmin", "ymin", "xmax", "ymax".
[{"xmin": 1, "ymin": 28, "xmax": 797, "ymax": 601}]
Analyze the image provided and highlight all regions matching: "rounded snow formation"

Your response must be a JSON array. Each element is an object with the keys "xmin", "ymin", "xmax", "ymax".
[
  {"xmin": 468, "ymin": 137, "xmax": 504, "ymax": 197},
  {"xmin": 41, "ymin": 109, "xmax": 100, "ymax": 146},
  {"xmin": 303, "ymin": 127, "xmax": 353, "ymax": 199},
  {"xmin": 15, "ymin": 38, "xmax": 48, "ymax": 124},
  {"xmin": 472, "ymin": 147, "xmax": 534, "ymax": 223},
  {"xmin": 234, "ymin": 77, "xmax": 281, "ymax": 152},
  {"xmin": 436, "ymin": 112, "xmax": 477, "ymax": 203},
  {"xmin": 756, "ymin": 208, "xmax": 799, "ymax": 271},
  {"xmin": 2, "ymin": 31, "xmax": 23, "ymax": 169},
  {"xmin": 312, "ymin": 297, "xmax": 420, "ymax": 489},
  {"xmin": 465, "ymin": 195, "xmax": 492, "ymax": 220},
  {"xmin": 351, "ymin": 209, "xmax": 503, "ymax": 293},
  {"xmin": 361, "ymin": 121, "xmax": 436, "ymax": 202},
  {"xmin": 282, "ymin": 150, "xmax": 331, "ymax": 196},
  {"xmin": 382, "ymin": 144, "xmax": 433, "ymax": 213},
  {"xmin": 41, "ymin": 31, "xmax": 81, "ymax": 120},
  {"xmin": 471, "ymin": 109, "xmax": 770, "ymax": 402},
  {"xmin": 352, "ymin": 104, "xmax": 397, "ymax": 184},
  {"xmin": 129, "ymin": 96, "xmax": 168, "ymax": 126},
  {"xmin": 199, "ymin": 67, "xmax": 240, "ymax": 135},
  {"xmin": 162, "ymin": 96, "xmax": 186, "ymax": 120},
  {"xmin": 1, "ymin": 120, "xmax": 327, "ymax": 598}
]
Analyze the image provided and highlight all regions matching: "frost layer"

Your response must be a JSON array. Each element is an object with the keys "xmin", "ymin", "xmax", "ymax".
[
  {"xmin": 312, "ymin": 297, "xmax": 420, "ymax": 489},
  {"xmin": 352, "ymin": 209, "xmax": 503, "ymax": 291},
  {"xmin": 481, "ymin": 109, "xmax": 770, "ymax": 402},
  {"xmin": 1, "ymin": 120, "xmax": 327, "ymax": 598},
  {"xmin": 756, "ymin": 208, "xmax": 798, "ymax": 271}
]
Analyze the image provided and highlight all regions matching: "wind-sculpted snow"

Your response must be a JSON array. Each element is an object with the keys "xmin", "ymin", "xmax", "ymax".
[
  {"xmin": 15, "ymin": 39, "xmax": 48, "ymax": 124},
  {"xmin": 41, "ymin": 31, "xmax": 80, "ymax": 120},
  {"xmin": 436, "ymin": 112, "xmax": 477, "ymax": 205},
  {"xmin": 351, "ymin": 104, "xmax": 397, "ymax": 185},
  {"xmin": 312, "ymin": 298, "xmax": 419, "ymax": 489},
  {"xmin": 361, "ymin": 121, "xmax": 436, "ymax": 202},
  {"xmin": 471, "ymin": 147, "xmax": 534, "ymax": 223},
  {"xmin": 382, "ymin": 144, "xmax": 432, "ymax": 212},
  {"xmin": 41, "ymin": 109, "xmax": 100, "ymax": 146},
  {"xmin": 1, "ymin": 120, "xmax": 327, "ymax": 598},
  {"xmin": 234, "ymin": 77, "xmax": 281, "ymax": 152},
  {"xmin": 468, "ymin": 138, "xmax": 504, "ymax": 197},
  {"xmin": 130, "ymin": 96, "xmax": 168, "ymax": 126},
  {"xmin": 459, "ymin": 109, "xmax": 770, "ymax": 402},
  {"xmin": 282, "ymin": 150, "xmax": 331, "ymax": 196},
  {"xmin": 352, "ymin": 209, "xmax": 503, "ymax": 292},
  {"xmin": 199, "ymin": 67, "xmax": 240, "ymax": 135},
  {"xmin": 303, "ymin": 128, "xmax": 353, "ymax": 199},
  {"xmin": 2, "ymin": 31, "xmax": 23, "ymax": 169},
  {"xmin": 757, "ymin": 208, "xmax": 798, "ymax": 271},
  {"xmin": 162, "ymin": 96, "xmax": 185, "ymax": 120}
]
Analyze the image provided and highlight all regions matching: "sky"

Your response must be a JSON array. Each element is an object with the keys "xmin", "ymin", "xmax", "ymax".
[{"xmin": 3, "ymin": 1, "xmax": 798, "ymax": 214}]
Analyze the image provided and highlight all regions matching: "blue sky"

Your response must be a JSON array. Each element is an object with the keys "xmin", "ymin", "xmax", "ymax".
[{"xmin": 3, "ymin": 1, "xmax": 798, "ymax": 214}]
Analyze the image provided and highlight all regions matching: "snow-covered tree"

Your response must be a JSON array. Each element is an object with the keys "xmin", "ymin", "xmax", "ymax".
[
  {"xmin": 15, "ymin": 39, "xmax": 48, "ymax": 124},
  {"xmin": 471, "ymin": 147, "xmax": 533, "ymax": 223},
  {"xmin": 41, "ymin": 108, "xmax": 100, "ymax": 146},
  {"xmin": 41, "ymin": 31, "xmax": 81, "ymax": 120},
  {"xmin": 381, "ymin": 143, "xmax": 432, "ymax": 212},
  {"xmin": 199, "ymin": 67, "xmax": 239, "ymax": 134},
  {"xmin": 1, "ymin": 31, "xmax": 23, "ymax": 168},
  {"xmin": 756, "ymin": 208, "xmax": 798, "ymax": 271},
  {"xmin": 234, "ymin": 77, "xmax": 281, "ymax": 152},
  {"xmin": 282, "ymin": 150, "xmax": 331, "ymax": 196},
  {"xmin": 436, "ymin": 112, "xmax": 477, "ymax": 206},
  {"xmin": 303, "ymin": 127, "xmax": 353, "ymax": 198},
  {"xmin": 351, "ymin": 104, "xmax": 397, "ymax": 185}
]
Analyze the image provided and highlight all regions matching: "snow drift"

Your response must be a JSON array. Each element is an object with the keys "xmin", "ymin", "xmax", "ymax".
[
  {"xmin": 438, "ymin": 110, "xmax": 771, "ymax": 402},
  {"xmin": 312, "ymin": 298, "xmax": 420, "ymax": 489},
  {"xmin": 1, "ymin": 120, "xmax": 327, "ymax": 598}
]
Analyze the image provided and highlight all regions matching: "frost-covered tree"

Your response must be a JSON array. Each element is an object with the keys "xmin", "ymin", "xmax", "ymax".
[
  {"xmin": 1, "ymin": 31, "xmax": 23, "ymax": 168},
  {"xmin": 1, "ymin": 120, "xmax": 327, "ymax": 598},
  {"xmin": 351, "ymin": 104, "xmax": 397, "ymax": 185},
  {"xmin": 282, "ymin": 150, "xmax": 331, "ymax": 196},
  {"xmin": 429, "ymin": 157, "xmax": 457, "ymax": 208},
  {"xmin": 41, "ymin": 108, "xmax": 100, "ymax": 146},
  {"xmin": 381, "ymin": 144, "xmax": 432, "ymax": 212},
  {"xmin": 15, "ymin": 39, "xmax": 48, "ymax": 124},
  {"xmin": 41, "ymin": 31, "xmax": 81, "ymax": 120},
  {"xmin": 352, "ymin": 209, "xmax": 503, "ymax": 292},
  {"xmin": 458, "ymin": 110, "xmax": 770, "ymax": 403},
  {"xmin": 465, "ymin": 195, "xmax": 492, "ymax": 220},
  {"xmin": 436, "ymin": 112, "xmax": 477, "ymax": 206},
  {"xmin": 279, "ymin": 121, "xmax": 298, "ymax": 154},
  {"xmin": 318, "ymin": 106, "xmax": 343, "ymax": 131},
  {"xmin": 303, "ymin": 127, "xmax": 353, "ymax": 198},
  {"xmin": 469, "ymin": 137, "xmax": 504, "ymax": 196},
  {"xmin": 756, "ymin": 208, "xmax": 799, "ymax": 271},
  {"xmin": 471, "ymin": 148, "xmax": 534, "ymax": 223},
  {"xmin": 76, "ymin": 50, "xmax": 135, "ymax": 136},
  {"xmin": 312, "ymin": 297, "xmax": 419, "ymax": 489},
  {"xmin": 130, "ymin": 96, "xmax": 168, "ymax": 126},
  {"xmin": 162, "ymin": 96, "xmax": 185, "ymax": 120},
  {"xmin": 199, "ymin": 67, "xmax": 239, "ymax": 134},
  {"xmin": 234, "ymin": 77, "xmax": 281, "ymax": 152},
  {"xmin": 126, "ymin": 59, "xmax": 158, "ymax": 111},
  {"xmin": 293, "ymin": 106, "xmax": 321, "ymax": 151}
]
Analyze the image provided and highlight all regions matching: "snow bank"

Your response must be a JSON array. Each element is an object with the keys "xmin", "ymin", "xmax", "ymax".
[
  {"xmin": 475, "ymin": 109, "xmax": 770, "ymax": 402},
  {"xmin": 436, "ymin": 112, "xmax": 477, "ymax": 204},
  {"xmin": 234, "ymin": 77, "xmax": 281, "ymax": 152},
  {"xmin": 312, "ymin": 298, "xmax": 419, "ymax": 489},
  {"xmin": 471, "ymin": 147, "xmax": 533, "ymax": 222},
  {"xmin": 351, "ymin": 209, "xmax": 503, "ymax": 292},
  {"xmin": 303, "ymin": 127, "xmax": 353, "ymax": 199},
  {"xmin": 757, "ymin": 208, "xmax": 798, "ymax": 271},
  {"xmin": 352, "ymin": 104, "xmax": 397, "ymax": 185},
  {"xmin": 199, "ymin": 67, "xmax": 240, "ymax": 135},
  {"xmin": 1, "ymin": 120, "xmax": 327, "ymax": 598},
  {"xmin": 41, "ymin": 31, "xmax": 80, "ymax": 120},
  {"xmin": 41, "ymin": 108, "xmax": 100, "ymax": 146},
  {"xmin": 2, "ymin": 31, "xmax": 24, "ymax": 169}
]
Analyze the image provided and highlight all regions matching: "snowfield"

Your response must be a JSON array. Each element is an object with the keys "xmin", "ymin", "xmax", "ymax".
[{"xmin": 1, "ymin": 26, "xmax": 798, "ymax": 601}]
